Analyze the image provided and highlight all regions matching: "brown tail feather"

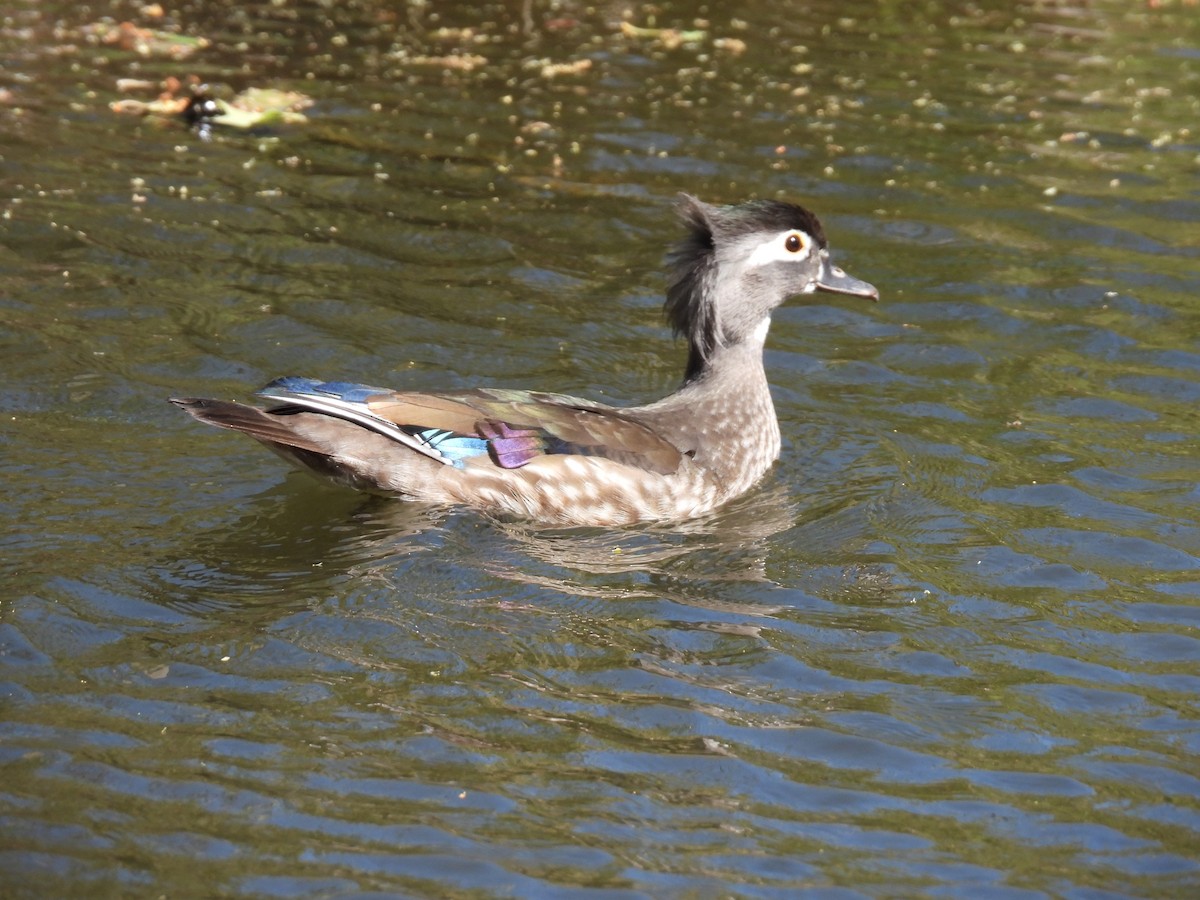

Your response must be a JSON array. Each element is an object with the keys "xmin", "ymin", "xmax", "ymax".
[{"xmin": 169, "ymin": 398, "xmax": 328, "ymax": 454}]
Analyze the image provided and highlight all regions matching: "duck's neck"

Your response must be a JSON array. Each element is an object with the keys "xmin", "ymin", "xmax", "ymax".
[
  {"xmin": 678, "ymin": 332, "xmax": 770, "ymax": 397},
  {"xmin": 643, "ymin": 321, "xmax": 782, "ymax": 489},
  {"xmin": 679, "ymin": 316, "xmax": 771, "ymax": 388}
]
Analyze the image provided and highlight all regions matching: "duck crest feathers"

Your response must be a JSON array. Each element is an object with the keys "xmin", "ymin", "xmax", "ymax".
[{"xmin": 664, "ymin": 195, "xmax": 720, "ymax": 381}]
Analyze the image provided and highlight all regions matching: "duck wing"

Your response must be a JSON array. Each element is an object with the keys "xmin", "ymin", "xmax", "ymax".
[{"xmin": 258, "ymin": 377, "xmax": 683, "ymax": 475}]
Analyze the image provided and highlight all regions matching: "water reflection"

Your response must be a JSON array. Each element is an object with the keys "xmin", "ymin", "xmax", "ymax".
[
  {"xmin": 158, "ymin": 475, "xmax": 806, "ymax": 603},
  {"xmin": 146, "ymin": 480, "xmax": 440, "ymax": 612}
]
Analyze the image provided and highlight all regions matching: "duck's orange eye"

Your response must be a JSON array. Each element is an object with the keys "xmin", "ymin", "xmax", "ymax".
[{"xmin": 785, "ymin": 233, "xmax": 803, "ymax": 253}]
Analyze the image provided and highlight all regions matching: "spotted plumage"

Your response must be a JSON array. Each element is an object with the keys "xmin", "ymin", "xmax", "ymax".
[{"xmin": 172, "ymin": 194, "xmax": 878, "ymax": 526}]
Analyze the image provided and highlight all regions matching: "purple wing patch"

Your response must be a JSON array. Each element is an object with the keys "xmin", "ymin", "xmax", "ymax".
[{"xmin": 478, "ymin": 420, "xmax": 549, "ymax": 469}]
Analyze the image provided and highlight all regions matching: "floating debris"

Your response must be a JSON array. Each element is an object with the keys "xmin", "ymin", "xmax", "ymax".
[
  {"xmin": 110, "ymin": 82, "xmax": 312, "ymax": 131},
  {"xmin": 619, "ymin": 22, "xmax": 707, "ymax": 49},
  {"xmin": 402, "ymin": 53, "xmax": 488, "ymax": 72},
  {"xmin": 538, "ymin": 58, "xmax": 592, "ymax": 79},
  {"xmin": 182, "ymin": 92, "xmax": 223, "ymax": 140},
  {"xmin": 81, "ymin": 20, "xmax": 209, "ymax": 59},
  {"xmin": 116, "ymin": 78, "xmax": 158, "ymax": 93}
]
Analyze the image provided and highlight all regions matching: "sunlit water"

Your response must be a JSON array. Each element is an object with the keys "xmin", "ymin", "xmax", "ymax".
[{"xmin": 2, "ymin": 0, "xmax": 1198, "ymax": 896}]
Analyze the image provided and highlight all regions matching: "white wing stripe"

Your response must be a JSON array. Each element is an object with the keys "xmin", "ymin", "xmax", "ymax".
[{"xmin": 258, "ymin": 391, "xmax": 454, "ymax": 465}]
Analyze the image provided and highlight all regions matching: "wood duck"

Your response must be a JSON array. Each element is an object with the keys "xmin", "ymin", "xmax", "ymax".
[{"xmin": 172, "ymin": 195, "xmax": 878, "ymax": 526}]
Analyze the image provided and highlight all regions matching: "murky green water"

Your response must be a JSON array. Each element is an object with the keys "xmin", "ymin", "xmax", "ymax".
[{"xmin": 2, "ymin": 0, "xmax": 1198, "ymax": 895}]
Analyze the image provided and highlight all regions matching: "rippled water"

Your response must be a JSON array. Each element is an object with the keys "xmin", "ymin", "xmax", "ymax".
[{"xmin": 2, "ymin": 0, "xmax": 1199, "ymax": 895}]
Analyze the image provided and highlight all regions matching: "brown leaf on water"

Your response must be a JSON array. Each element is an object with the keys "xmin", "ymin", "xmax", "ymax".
[{"xmin": 81, "ymin": 20, "xmax": 210, "ymax": 59}]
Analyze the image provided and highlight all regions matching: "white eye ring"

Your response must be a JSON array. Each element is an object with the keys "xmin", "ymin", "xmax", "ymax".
[{"xmin": 746, "ymin": 230, "xmax": 812, "ymax": 268}]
